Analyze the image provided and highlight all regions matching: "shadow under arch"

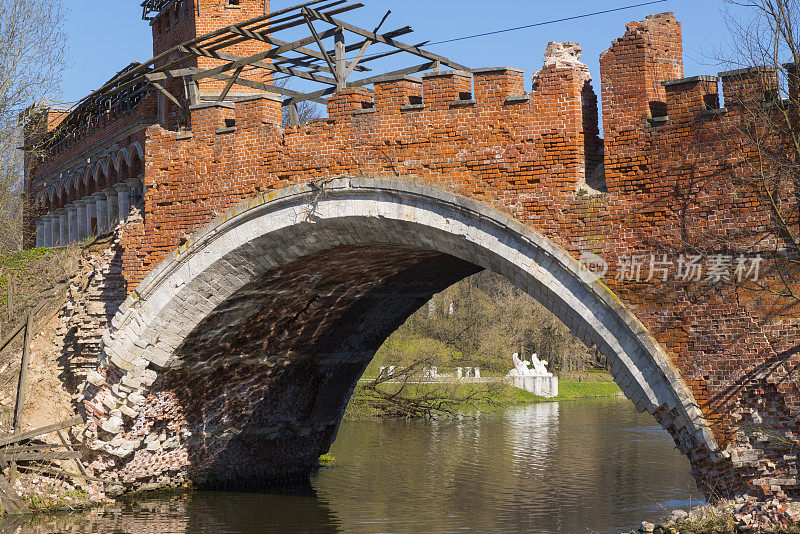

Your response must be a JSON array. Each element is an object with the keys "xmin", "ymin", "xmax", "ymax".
[{"xmin": 97, "ymin": 178, "xmax": 718, "ymax": 489}]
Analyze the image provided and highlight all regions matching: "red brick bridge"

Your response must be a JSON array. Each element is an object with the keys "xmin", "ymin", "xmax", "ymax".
[{"xmin": 23, "ymin": 0, "xmax": 800, "ymax": 499}]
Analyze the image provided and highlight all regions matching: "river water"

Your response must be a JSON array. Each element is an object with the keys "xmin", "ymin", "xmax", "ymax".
[{"xmin": 2, "ymin": 397, "xmax": 704, "ymax": 534}]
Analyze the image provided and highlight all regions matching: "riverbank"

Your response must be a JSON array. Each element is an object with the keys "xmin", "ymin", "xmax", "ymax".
[
  {"xmin": 343, "ymin": 376, "xmax": 622, "ymax": 421},
  {"xmin": 632, "ymin": 497, "xmax": 800, "ymax": 533}
]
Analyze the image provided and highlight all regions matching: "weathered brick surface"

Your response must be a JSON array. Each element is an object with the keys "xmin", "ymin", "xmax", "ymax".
[{"xmin": 22, "ymin": 6, "xmax": 800, "ymax": 499}]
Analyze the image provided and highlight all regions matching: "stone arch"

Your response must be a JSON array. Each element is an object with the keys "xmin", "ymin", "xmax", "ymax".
[
  {"xmin": 91, "ymin": 178, "xmax": 717, "ymax": 489},
  {"xmin": 114, "ymin": 148, "xmax": 129, "ymax": 176},
  {"xmin": 92, "ymin": 165, "xmax": 104, "ymax": 194},
  {"xmin": 67, "ymin": 173, "xmax": 79, "ymax": 203},
  {"xmin": 57, "ymin": 181, "xmax": 68, "ymax": 208},
  {"xmin": 129, "ymin": 141, "xmax": 144, "ymax": 165},
  {"xmin": 129, "ymin": 144, "xmax": 143, "ymax": 178},
  {"xmin": 82, "ymin": 167, "xmax": 94, "ymax": 195}
]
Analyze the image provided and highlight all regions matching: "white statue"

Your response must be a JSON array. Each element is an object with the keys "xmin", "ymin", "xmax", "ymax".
[
  {"xmin": 507, "ymin": 352, "xmax": 552, "ymax": 377},
  {"xmin": 508, "ymin": 353, "xmax": 532, "ymax": 376},
  {"xmin": 530, "ymin": 353, "xmax": 551, "ymax": 376}
]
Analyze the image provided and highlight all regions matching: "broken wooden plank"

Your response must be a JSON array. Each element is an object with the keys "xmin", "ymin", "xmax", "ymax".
[
  {"xmin": 0, "ymin": 444, "xmax": 69, "ymax": 454},
  {"xmin": 0, "ymin": 302, "xmax": 46, "ymax": 355},
  {"xmin": 0, "ymin": 476, "xmax": 26, "ymax": 514},
  {"xmin": 57, "ymin": 430, "xmax": 88, "ymax": 478},
  {"xmin": 0, "ymin": 451, "xmax": 81, "ymax": 462},
  {"xmin": 0, "ymin": 417, "xmax": 83, "ymax": 447},
  {"xmin": 15, "ymin": 465, "xmax": 111, "ymax": 485},
  {"xmin": 144, "ymin": 75, "xmax": 186, "ymax": 110}
]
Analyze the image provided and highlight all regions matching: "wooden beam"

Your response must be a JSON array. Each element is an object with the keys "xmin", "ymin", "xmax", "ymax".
[
  {"xmin": 343, "ymin": 39, "xmax": 371, "ymax": 81},
  {"xmin": 208, "ymin": 73, "xmax": 329, "ymax": 104},
  {"xmin": 286, "ymin": 61, "xmax": 438, "ymax": 105},
  {"xmin": 0, "ymin": 451, "xmax": 82, "ymax": 462},
  {"xmin": 0, "ymin": 477, "xmax": 26, "ymax": 514},
  {"xmin": 218, "ymin": 66, "xmax": 244, "ymax": 102},
  {"xmin": 57, "ymin": 430, "xmax": 88, "ymax": 477},
  {"xmin": 15, "ymin": 464, "xmax": 111, "ymax": 485},
  {"xmin": 11, "ymin": 312, "xmax": 32, "ymax": 434},
  {"xmin": 188, "ymin": 48, "xmax": 339, "ymax": 86},
  {"xmin": 0, "ymin": 321, "xmax": 25, "ymax": 354},
  {"xmin": 303, "ymin": 13, "xmax": 338, "ymax": 84},
  {"xmin": 0, "ymin": 443, "xmax": 69, "ymax": 454},
  {"xmin": 303, "ymin": 7, "xmax": 470, "ymax": 71},
  {"xmin": 0, "ymin": 417, "xmax": 83, "ymax": 447},
  {"xmin": 184, "ymin": 76, "xmax": 200, "ymax": 107},
  {"xmin": 144, "ymin": 75, "xmax": 186, "ymax": 110},
  {"xmin": 189, "ymin": 28, "xmax": 339, "ymax": 82},
  {"xmin": 348, "ymin": 61, "xmax": 439, "ymax": 88},
  {"xmin": 288, "ymin": 103, "xmax": 300, "ymax": 126},
  {"xmin": 335, "ymin": 28, "xmax": 346, "ymax": 90}
]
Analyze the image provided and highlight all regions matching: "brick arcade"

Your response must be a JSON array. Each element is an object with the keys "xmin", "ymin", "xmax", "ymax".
[{"xmin": 22, "ymin": 1, "xmax": 800, "ymax": 499}]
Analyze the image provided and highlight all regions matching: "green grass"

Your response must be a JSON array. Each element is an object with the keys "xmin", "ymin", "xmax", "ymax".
[
  {"xmin": 556, "ymin": 379, "xmax": 622, "ymax": 399},
  {"xmin": 343, "ymin": 378, "xmax": 622, "ymax": 421}
]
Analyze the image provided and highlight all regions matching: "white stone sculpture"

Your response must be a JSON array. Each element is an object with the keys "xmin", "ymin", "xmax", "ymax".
[
  {"xmin": 507, "ymin": 352, "xmax": 552, "ymax": 377},
  {"xmin": 507, "ymin": 352, "xmax": 558, "ymax": 398},
  {"xmin": 508, "ymin": 353, "xmax": 532, "ymax": 376},
  {"xmin": 530, "ymin": 354, "xmax": 552, "ymax": 377}
]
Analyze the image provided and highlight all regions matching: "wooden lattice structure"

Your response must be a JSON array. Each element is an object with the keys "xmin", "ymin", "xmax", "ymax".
[{"xmin": 47, "ymin": 0, "xmax": 470, "ymax": 145}]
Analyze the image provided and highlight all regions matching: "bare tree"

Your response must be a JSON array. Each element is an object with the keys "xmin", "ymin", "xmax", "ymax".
[
  {"xmin": 0, "ymin": 0, "xmax": 68, "ymax": 255},
  {"xmin": 717, "ymin": 0, "xmax": 800, "ymax": 303}
]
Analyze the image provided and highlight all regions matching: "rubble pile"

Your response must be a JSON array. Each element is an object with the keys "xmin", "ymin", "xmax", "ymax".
[{"xmin": 629, "ymin": 498, "xmax": 800, "ymax": 533}]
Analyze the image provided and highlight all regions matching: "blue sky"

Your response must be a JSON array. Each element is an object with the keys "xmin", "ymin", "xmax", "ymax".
[{"xmin": 60, "ymin": 0, "xmax": 746, "ymax": 104}]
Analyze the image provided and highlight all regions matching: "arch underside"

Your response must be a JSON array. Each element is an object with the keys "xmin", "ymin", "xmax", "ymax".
[
  {"xmin": 165, "ymin": 245, "xmax": 479, "ymax": 486},
  {"xmin": 97, "ymin": 178, "xmax": 716, "ymax": 489}
]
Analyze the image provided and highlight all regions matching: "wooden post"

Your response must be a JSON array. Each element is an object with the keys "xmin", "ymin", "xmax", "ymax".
[
  {"xmin": 6, "ymin": 272, "xmax": 12, "ymax": 322},
  {"xmin": 335, "ymin": 28, "xmax": 346, "ymax": 91},
  {"xmin": 8, "ymin": 311, "xmax": 32, "ymax": 484},
  {"xmin": 12, "ymin": 311, "xmax": 32, "ymax": 434},
  {"xmin": 288, "ymin": 102, "xmax": 300, "ymax": 126}
]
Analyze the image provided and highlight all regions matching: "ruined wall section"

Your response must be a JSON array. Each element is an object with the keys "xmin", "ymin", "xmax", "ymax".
[
  {"xmin": 600, "ymin": 13, "xmax": 683, "ymax": 194},
  {"xmin": 56, "ymin": 233, "xmax": 129, "ymax": 393},
  {"xmin": 598, "ymin": 16, "xmax": 800, "ymax": 496}
]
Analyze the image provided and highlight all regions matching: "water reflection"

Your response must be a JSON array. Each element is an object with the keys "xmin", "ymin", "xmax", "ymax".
[{"xmin": 1, "ymin": 398, "xmax": 703, "ymax": 534}]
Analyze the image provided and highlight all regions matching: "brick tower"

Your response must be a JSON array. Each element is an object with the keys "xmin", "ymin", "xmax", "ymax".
[{"xmin": 148, "ymin": 0, "xmax": 271, "ymax": 100}]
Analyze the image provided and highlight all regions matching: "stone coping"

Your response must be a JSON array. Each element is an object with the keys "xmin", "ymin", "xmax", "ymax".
[
  {"xmin": 505, "ymin": 95, "xmax": 531, "ymax": 104},
  {"xmin": 421, "ymin": 69, "xmax": 473, "ymax": 79},
  {"xmin": 372, "ymin": 74, "xmax": 422, "ymax": 84},
  {"xmin": 189, "ymin": 101, "xmax": 235, "ymax": 111},
  {"xmin": 232, "ymin": 93, "xmax": 283, "ymax": 103},
  {"xmin": 718, "ymin": 66, "xmax": 777, "ymax": 78},
  {"xmin": 698, "ymin": 107, "xmax": 729, "ymax": 117},
  {"xmin": 662, "ymin": 75, "xmax": 719, "ymax": 87},
  {"xmin": 472, "ymin": 66, "xmax": 525, "ymax": 75},
  {"xmin": 450, "ymin": 99, "xmax": 476, "ymax": 108}
]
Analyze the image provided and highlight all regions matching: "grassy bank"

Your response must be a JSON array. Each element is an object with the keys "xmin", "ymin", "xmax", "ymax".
[{"xmin": 343, "ymin": 377, "xmax": 622, "ymax": 421}]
